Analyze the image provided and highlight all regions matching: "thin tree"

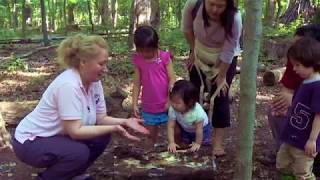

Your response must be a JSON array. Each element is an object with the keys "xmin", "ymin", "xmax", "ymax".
[
  {"xmin": 234, "ymin": 0, "xmax": 262, "ymax": 179},
  {"xmin": 40, "ymin": 0, "xmax": 50, "ymax": 46},
  {"xmin": 150, "ymin": 0, "xmax": 160, "ymax": 29},
  {"xmin": 87, "ymin": 0, "xmax": 94, "ymax": 33},
  {"xmin": 22, "ymin": 0, "xmax": 27, "ymax": 38}
]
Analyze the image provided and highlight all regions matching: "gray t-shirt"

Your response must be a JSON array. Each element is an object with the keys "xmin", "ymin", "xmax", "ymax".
[{"xmin": 181, "ymin": 0, "xmax": 242, "ymax": 64}]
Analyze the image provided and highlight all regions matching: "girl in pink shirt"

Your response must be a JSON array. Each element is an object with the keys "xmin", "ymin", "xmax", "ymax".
[{"xmin": 132, "ymin": 26, "xmax": 176, "ymax": 151}]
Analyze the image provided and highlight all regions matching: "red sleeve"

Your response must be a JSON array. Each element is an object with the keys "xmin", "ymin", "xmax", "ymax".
[{"xmin": 280, "ymin": 60, "xmax": 303, "ymax": 90}]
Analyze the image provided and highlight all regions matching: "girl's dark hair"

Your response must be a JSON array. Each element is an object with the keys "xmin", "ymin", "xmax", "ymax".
[
  {"xmin": 287, "ymin": 37, "xmax": 320, "ymax": 72},
  {"xmin": 133, "ymin": 25, "xmax": 159, "ymax": 49},
  {"xmin": 170, "ymin": 80, "xmax": 199, "ymax": 110},
  {"xmin": 202, "ymin": 0, "xmax": 238, "ymax": 39},
  {"xmin": 295, "ymin": 24, "xmax": 320, "ymax": 42}
]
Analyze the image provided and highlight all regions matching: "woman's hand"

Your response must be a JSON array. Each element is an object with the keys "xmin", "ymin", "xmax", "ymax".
[
  {"xmin": 115, "ymin": 125, "xmax": 140, "ymax": 141},
  {"xmin": 189, "ymin": 142, "xmax": 201, "ymax": 152},
  {"xmin": 125, "ymin": 118, "xmax": 149, "ymax": 135},
  {"xmin": 214, "ymin": 74, "xmax": 229, "ymax": 97},
  {"xmin": 187, "ymin": 51, "xmax": 195, "ymax": 71},
  {"xmin": 168, "ymin": 143, "xmax": 180, "ymax": 153}
]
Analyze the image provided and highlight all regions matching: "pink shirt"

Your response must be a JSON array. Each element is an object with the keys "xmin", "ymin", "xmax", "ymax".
[
  {"xmin": 132, "ymin": 50, "xmax": 171, "ymax": 113},
  {"xmin": 15, "ymin": 69, "xmax": 106, "ymax": 144}
]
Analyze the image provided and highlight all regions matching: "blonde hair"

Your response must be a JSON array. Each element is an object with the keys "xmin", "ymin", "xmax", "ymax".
[{"xmin": 57, "ymin": 34, "xmax": 108, "ymax": 68}]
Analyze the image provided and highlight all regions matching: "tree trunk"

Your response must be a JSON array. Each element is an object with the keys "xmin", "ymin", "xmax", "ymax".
[
  {"xmin": 63, "ymin": 0, "xmax": 67, "ymax": 35},
  {"xmin": 111, "ymin": 0, "xmax": 117, "ymax": 28},
  {"xmin": 264, "ymin": 0, "xmax": 276, "ymax": 26},
  {"xmin": 67, "ymin": 2, "xmax": 76, "ymax": 25},
  {"xmin": 22, "ymin": 0, "xmax": 27, "ymax": 38},
  {"xmin": 150, "ymin": 0, "xmax": 160, "ymax": 29},
  {"xmin": 95, "ymin": 0, "xmax": 110, "ymax": 27},
  {"xmin": 176, "ymin": 0, "xmax": 182, "ymax": 27},
  {"xmin": 128, "ymin": 0, "xmax": 136, "ymax": 49},
  {"xmin": 87, "ymin": 0, "xmax": 95, "ymax": 33},
  {"xmin": 135, "ymin": 0, "xmax": 151, "ymax": 25},
  {"xmin": 49, "ymin": 0, "xmax": 56, "ymax": 31},
  {"xmin": 275, "ymin": 0, "xmax": 283, "ymax": 21},
  {"xmin": 280, "ymin": 0, "xmax": 316, "ymax": 24},
  {"xmin": 128, "ymin": 0, "xmax": 152, "ymax": 48},
  {"xmin": 40, "ymin": 0, "xmax": 50, "ymax": 46},
  {"xmin": 0, "ymin": 112, "xmax": 12, "ymax": 151},
  {"xmin": 11, "ymin": 0, "xmax": 18, "ymax": 29},
  {"xmin": 234, "ymin": 0, "xmax": 262, "ymax": 179}
]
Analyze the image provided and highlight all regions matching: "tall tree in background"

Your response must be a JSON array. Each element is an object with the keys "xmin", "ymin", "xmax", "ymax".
[
  {"xmin": 176, "ymin": 0, "xmax": 182, "ymax": 27},
  {"xmin": 95, "ymin": 0, "xmax": 110, "ymax": 27},
  {"xmin": 63, "ymin": 0, "xmax": 67, "ymax": 34},
  {"xmin": 40, "ymin": 0, "xmax": 49, "ymax": 46},
  {"xmin": 265, "ymin": 0, "xmax": 276, "ymax": 26},
  {"xmin": 111, "ymin": 0, "xmax": 117, "ymax": 28},
  {"xmin": 150, "ymin": 0, "xmax": 160, "ymax": 29},
  {"xmin": 234, "ymin": 0, "xmax": 262, "ymax": 179},
  {"xmin": 280, "ymin": 0, "xmax": 316, "ymax": 24},
  {"xmin": 128, "ymin": 0, "xmax": 151, "ymax": 48},
  {"xmin": 87, "ymin": 0, "xmax": 94, "ymax": 33},
  {"xmin": 11, "ymin": 0, "xmax": 18, "ymax": 30},
  {"xmin": 21, "ymin": 0, "xmax": 27, "ymax": 38},
  {"xmin": 67, "ymin": 0, "xmax": 76, "ymax": 25}
]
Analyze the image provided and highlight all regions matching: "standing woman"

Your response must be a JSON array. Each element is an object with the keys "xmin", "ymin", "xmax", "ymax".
[
  {"xmin": 12, "ymin": 34, "xmax": 148, "ymax": 180},
  {"xmin": 181, "ymin": 0, "xmax": 242, "ymax": 156}
]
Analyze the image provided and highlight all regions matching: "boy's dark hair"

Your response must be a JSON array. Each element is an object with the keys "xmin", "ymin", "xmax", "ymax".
[
  {"xmin": 170, "ymin": 80, "xmax": 199, "ymax": 110},
  {"xmin": 287, "ymin": 37, "xmax": 320, "ymax": 72},
  {"xmin": 133, "ymin": 25, "xmax": 159, "ymax": 49},
  {"xmin": 295, "ymin": 24, "xmax": 320, "ymax": 42}
]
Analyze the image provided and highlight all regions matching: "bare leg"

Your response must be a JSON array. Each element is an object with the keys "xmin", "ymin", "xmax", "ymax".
[
  {"xmin": 144, "ymin": 125, "xmax": 159, "ymax": 152},
  {"xmin": 212, "ymin": 128, "xmax": 226, "ymax": 156}
]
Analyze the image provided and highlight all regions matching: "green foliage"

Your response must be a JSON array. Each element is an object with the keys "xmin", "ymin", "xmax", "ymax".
[
  {"xmin": 159, "ymin": 28, "xmax": 189, "ymax": 56},
  {"xmin": 107, "ymin": 39, "xmax": 129, "ymax": 55},
  {"xmin": 0, "ymin": 58, "xmax": 28, "ymax": 72},
  {"xmin": 0, "ymin": 30, "xmax": 21, "ymax": 40},
  {"xmin": 263, "ymin": 17, "xmax": 303, "ymax": 38},
  {"xmin": 312, "ymin": 10, "xmax": 320, "ymax": 24},
  {"xmin": 107, "ymin": 57, "xmax": 134, "ymax": 78}
]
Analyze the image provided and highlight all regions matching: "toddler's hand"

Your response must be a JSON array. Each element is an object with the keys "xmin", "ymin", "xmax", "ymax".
[
  {"xmin": 305, "ymin": 139, "xmax": 317, "ymax": 157},
  {"xmin": 168, "ymin": 143, "xmax": 180, "ymax": 153},
  {"xmin": 189, "ymin": 142, "xmax": 201, "ymax": 152}
]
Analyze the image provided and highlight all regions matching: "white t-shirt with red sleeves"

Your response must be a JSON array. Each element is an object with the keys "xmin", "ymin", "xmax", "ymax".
[{"xmin": 15, "ymin": 69, "xmax": 107, "ymax": 144}]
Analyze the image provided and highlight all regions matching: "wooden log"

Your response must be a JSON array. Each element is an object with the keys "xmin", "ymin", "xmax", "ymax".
[
  {"xmin": 262, "ymin": 67, "xmax": 286, "ymax": 86},
  {"xmin": 0, "ymin": 112, "xmax": 12, "ymax": 151}
]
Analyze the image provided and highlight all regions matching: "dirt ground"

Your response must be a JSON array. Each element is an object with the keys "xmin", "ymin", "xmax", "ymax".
[{"xmin": 0, "ymin": 43, "xmax": 284, "ymax": 180}]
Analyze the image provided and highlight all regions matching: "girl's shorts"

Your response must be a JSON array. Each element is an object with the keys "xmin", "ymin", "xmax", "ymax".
[{"xmin": 141, "ymin": 111, "xmax": 168, "ymax": 126}]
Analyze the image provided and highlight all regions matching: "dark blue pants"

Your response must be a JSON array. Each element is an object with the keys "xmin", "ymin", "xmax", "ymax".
[{"xmin": 12, "ymin": 134, "xmax": 111, "ymax": 180}]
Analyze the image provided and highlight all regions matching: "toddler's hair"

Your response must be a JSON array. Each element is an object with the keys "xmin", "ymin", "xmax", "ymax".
[
  {"xmin": 133, "ymin": 25, "xmax": 159, "ymax": 49},
  {"xmin": 287, "ymin": 37, "xmax": 320, "ymax": 72},
  {"xmin": 170, "ymin": 80, "xmax": 199, "ymax": 110}
]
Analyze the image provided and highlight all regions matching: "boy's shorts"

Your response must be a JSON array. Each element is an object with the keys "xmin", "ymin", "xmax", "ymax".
[
  {"xmin": 141, "ymin": 111, "xmax": 168, "ymax": 126},
  {"xmin": 178, "ymin": 123, "xmax": 212, "ymax": 145}
]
